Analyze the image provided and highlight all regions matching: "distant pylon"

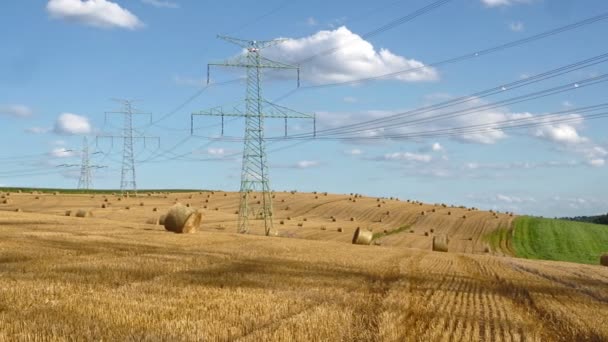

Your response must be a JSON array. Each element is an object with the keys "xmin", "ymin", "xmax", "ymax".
[
  {"xmin": 77, "ymin": 136, "xmax": 92, "ymax": 190},
  {"xmin": 192, "ymin": 35, "xmax": 314, "ymax": 236},
  {"xmin": 120, "ymin": 101, "xmax": 137, "ymax": 193},
  {"xmin": 97, "ymin": 100, "xmax": 160, "ymax": 195}
]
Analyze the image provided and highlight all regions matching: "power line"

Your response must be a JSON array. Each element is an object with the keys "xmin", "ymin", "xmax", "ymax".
[
  {"xmin": 98, "ymin": 100, "xmax": 160, "ymax": 195},
  {"xmin": 296, "ymin": 0, "xmax": 454, "ymax": 65},
  {"xmin": 271, "ymin": 11, "xmax": 608, "ymax": 105},
  {"xmin": 280, "ymin": 53, "xmax": 608, "ymax": 138}
]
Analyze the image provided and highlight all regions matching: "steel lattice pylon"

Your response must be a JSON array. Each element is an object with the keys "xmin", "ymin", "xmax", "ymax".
[
  {"xmin": 77, "ymin": 136, "xmax": 92, "ymax": 190},
  {"xmin": 120, "ymin": 101, "xmax": 137, "ymax": 194},
  {"xmin": 192, "ymin": 36, "xmax": 314, "ymax": 236},
  {"xmin": 97, "ymin": 100, "xmax": 159, "ymax": 196}
]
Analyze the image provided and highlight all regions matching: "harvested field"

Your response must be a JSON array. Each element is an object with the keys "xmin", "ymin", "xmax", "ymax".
[
  {"xmin": 0, "ymin": 208, "xmax": 606, "ymax": 341},
  {"xmin": 0, "ymin": 191, "xmax": 515, "ymax": 255}
]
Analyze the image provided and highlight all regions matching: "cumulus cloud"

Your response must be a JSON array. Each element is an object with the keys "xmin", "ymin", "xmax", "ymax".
[
  {"xmin": 265, "ymin": 26, "xmax": 438, "ymax": 84},
  {"xmin": 207, "ymin": 147, "xmax": 226, "ymax": 156},
  {"xmin": 47, "ymin": 0, "xmax": 143, "ymax": 30},
  {"xmin": 431, "ymin": 142, "xmax": 443, "ymax": 152},
  {"xmin": 534, "ymin": 120, "xmax": 588, "ymax": 145},
  {"xmin": 172, "ymin": 74, "xmax": 204, "ymax": 87},
  {"xmin": 495, "ymin": 194, "xmax": 536, "ymax": 203},
  {"xmin": 377, "ymin": 152, "xmax": 433, "ymax": 163},
  {"xmin": 509, "ymin": 21, "xmax": 524, "ymax": 32},
  {"xmin": 344, "ymin": 149, "xmax": 363, "ymax": 156},
  {"xmin": 25, "ymin": 127, "xmax": 51, "ymax": 134},
  {"xmin": 50, "ymin": 147, "xmax": 76, "ymax": 158},
  {"xmin": 294, "ymin": 160, "xmax": 320, "ymax": 169},
  {"xmin": 0, "ymin": 104, "xmax": 33, "ymax": 118},
  {"xmin": 141, "ymin": 0, "xmax": 179, "ymax": 9},
  {"xmin": 54, "ymin": 113, "xmax": 92, "ymax": 135},
  {"xmin": 482, "ymin": 0, "xmax": 532, "ymax": 7}
]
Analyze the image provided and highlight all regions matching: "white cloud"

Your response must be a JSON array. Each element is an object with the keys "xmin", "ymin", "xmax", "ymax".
[
  {"xmin": 295, "ymin": 160, "xmax": 320, "ymax": 169},
  {"xmin": 495, "ymin": 194, "xmax": 536, "ymax": 203},
  {"xmin": 380, "ymin": 152, "xmax": 433, "ymax": 163},
  {"xmin": 509, "ymin": 21, "xmax": 524, "ymax": 32},
  {"xmin": 306, "ymin": 17, "xmax": 317, "ymax": 26},
  {"xmin": 207, "ymin": 147, "xmax": 226, "ymax": 156},
  {"xmin": 173, "ymin": 74, "xmax": 204, "ymax": 87},
  {"xmin": 50, "ymin": 147, "xmax": 76, "ymax": 158},
  {"xmin": 534, "ymin": 120, "xmax": 587, "ymax": 145},
  {"xmin": 588, "ymin": 158, "xmax": 605, "ymax": 167},
  {"xmin": 265, "ymin": 26, "xmax": 438, "ymax": 84},
  {"xmin": 343, "ymin": 96, "xmax": 357, "ymax": 103},
  {"xmin": 46, "ymin": 0, "xmax": 143, "ymax": 30},
  {"xmin": 431, "ymin": 142, "xmax": 443, "ymax": 152},
  {"xmin": 345, "ymin": 148, "xmax": 363, "ymax": 156},
  {"xmin": 54, "ymin": 113, "xmax": 92, "ymax": 135},
  {"xmin": 141, "ymin": 0, "xmax": 179, "ymax": 9},
  {"xmin": 25, "ymin": 127, "xmax": 51, "ymax": 134},
  {"xmin": 482, "ymin": 0, "xmax": 532, "ymax": 7},
  {"xmin": 0, "ymin": 104, "xmax": 33, "ymax": 118}
]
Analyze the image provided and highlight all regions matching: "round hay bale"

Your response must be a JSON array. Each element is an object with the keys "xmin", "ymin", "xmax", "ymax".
[
  {"xmin": 350, "ymin": 217, "xmax": 355, "ymax": 222},
  {"xmin": 421, "ymin": 211, "xmax": 426, "ymax": 216},
  {"xmin": 279, "ymin": 220, "xmax": 285, "ymax": 225},
  {"xmin": 337, "ymin": 227, "xmax": 343, "ymax": 232},
  {"xmin": 424, "ymin": 232, "xmax": 429, "ymax": 236},
  {"xmin": 600, "ymin": 254, "xmax": 608, "ymax": 267},
  {"xmin": 297, "ymin": 222, "xmax": 303, "ymax": 227},
  {"xmin": 153, "ymin": 207, "xmax": 158, "ymax": 212},
  {"xmin": 140, "ymin": 202, "xmax": 145, "ymax": 206},
  {"xmin": 65, "ymin": 210, "xmax": 72, "ymax": 216},
  {"xmin": 101, "ymin": 204, "xmax": 106, "ymax": 208},
  {"xmin": 75, "ymin": 210, "xmax": 93, "ymax": 218},
  {"xmin": 2, "ymin": 199, "xmax": 11, "ymax": 204},
  {"xmin": 320, "ymin": 226, "xmax": 326, "ymax": 230},
  {"xmin": 352, "ymin": 227, "xmax": 373, "ymax": 245},
  {"xmin": 14, "ymin": 208, "xmax": 22, "ymax": 212},
  {"xmin": 163, "ymin": 203, "xmax": 202, "ymax": 234},
  {"xmin": 432, "ymin": 235, "xmax": 449, "ymax": 252}
]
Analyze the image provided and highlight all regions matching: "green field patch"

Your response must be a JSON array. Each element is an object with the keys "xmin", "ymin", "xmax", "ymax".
[{"xmin": 513, "ymin": 216, "xmax": 608, "ymax": 265}]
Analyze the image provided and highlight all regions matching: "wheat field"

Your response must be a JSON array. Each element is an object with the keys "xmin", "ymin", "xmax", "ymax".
[{"xmin": 0, "ymin": 191, "xmax": 607, "ymax": 341}]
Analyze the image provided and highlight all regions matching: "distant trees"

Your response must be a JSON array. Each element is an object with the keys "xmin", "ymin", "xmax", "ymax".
[{"xmin": 562, "ymin": 213, "xmax": 608, "ymax": 226}]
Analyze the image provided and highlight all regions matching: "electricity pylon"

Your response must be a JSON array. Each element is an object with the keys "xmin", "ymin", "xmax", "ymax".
[
  {"xmin": 77, "ymin": 136, "xmax": 92, "ymax": 190},
  {"xmin": 97, "ymin": 99, "xmax": 159, "ymax": 195},
  {"xmin": 192, "ymin": 35, "xmax": 314, "ymax": 236},
  {"xmin": 57, "ymin": 136, "xmax": 106, "ymax": 190}
]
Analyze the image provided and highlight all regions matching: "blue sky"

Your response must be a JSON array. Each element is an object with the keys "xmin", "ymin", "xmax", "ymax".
[{"xmin": 1, "ymin": 0, "xmax": 607, "ymax": 217}]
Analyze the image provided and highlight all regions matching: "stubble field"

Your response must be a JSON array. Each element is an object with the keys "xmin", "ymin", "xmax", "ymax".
[{"xmin": 0, "ymin": 191, "xmax": 607, "ymax": 341}]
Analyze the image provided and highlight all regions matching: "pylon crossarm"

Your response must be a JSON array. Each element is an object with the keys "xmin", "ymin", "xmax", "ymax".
[
  {"xmin": 217, "ymin": 35, "xmax": 288, "ymax": 50},
  {"xmin": 209, "ymin": 57, "xmax": 297, "ymax": 70},
  {"xmin": 262, "ymin": 100, "xmax": 313, "ymax": 119}
]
